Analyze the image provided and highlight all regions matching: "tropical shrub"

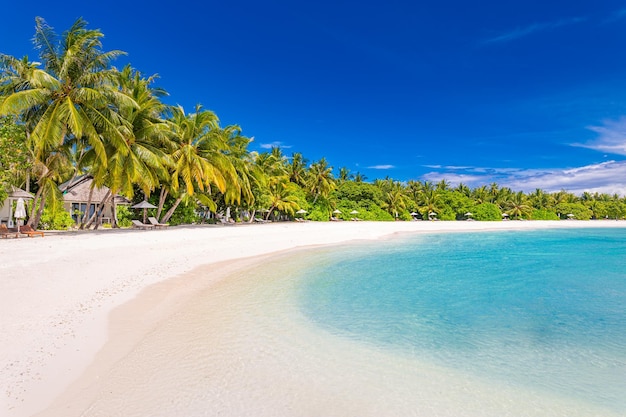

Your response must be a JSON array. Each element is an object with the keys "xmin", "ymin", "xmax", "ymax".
[
  {"xmin": 168, "ymin": 202, "xmax": 201, "ymax": 225},
  {"xmin": 39, "ymin": 206, "xmax": 75, "ymax": 230},
  {"xmin": 531, "ymin": 209, "xmax": 559, "ymax": 220},
  {"xmin": 116, "ymin": 205, "xmax": 133, "ymax": 228},
  {"xmin": 472, "ymin": 203, "xmax": 502, "ymax": 221},
  {"xmin": 555, "ymin": 202, "xmax": 592, "ymax": 220}
]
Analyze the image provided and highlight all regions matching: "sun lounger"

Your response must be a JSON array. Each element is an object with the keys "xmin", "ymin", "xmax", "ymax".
[
  {"xmin": 0, "ymin": 224, "xmax": 19, "ymax": 238},
  {"xmin": 132, "ymin": 220, "xmax": 154, "ymax": 230},
  {"xmin": 148, "ymin": 217, "xmax": 169, "ymax": 228},
  {"xmin": 19, "ymin": 225, "xmax": 44, "ymax": 237}
]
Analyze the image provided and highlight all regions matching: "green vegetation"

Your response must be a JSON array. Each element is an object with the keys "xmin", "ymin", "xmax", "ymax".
[{"xmin": 1, "ymin": 18, "xmax": 625, "ymax": 229}]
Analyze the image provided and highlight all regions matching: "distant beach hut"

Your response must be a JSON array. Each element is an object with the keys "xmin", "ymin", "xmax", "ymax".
[
  {"xmin": 131, "ymin": 200, "xmax": 157, "ymax": 224},
  {"xmin": 14, "ymin": 198, "xmax": 27, "ymax": 232}
]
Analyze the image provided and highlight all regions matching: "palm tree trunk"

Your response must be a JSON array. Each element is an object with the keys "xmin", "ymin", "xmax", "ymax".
[
  {"xmin": 157, "ymin": 188, "xmax": 168, "ymax": 220},
  {"xmin": 79, "ymin": 186, "xmax": 95, "ymax": 229},
  {"xmin": 31, "ymin": 190, "xmax": 47, "ymax": 229},
  {"xmin": 161, "ymin": 195, "xmax": 183, "ymax": 224},
  {"xmin": 27, "ymin": 187, "xmax": 45, "ymax": 226},
  {"xmin": 86, "ymin": 190, "xmax": 112, "ymax": 229},
  {"xmin": 111, "ymin": 195, "xmax": 119, "ymax": 228}
]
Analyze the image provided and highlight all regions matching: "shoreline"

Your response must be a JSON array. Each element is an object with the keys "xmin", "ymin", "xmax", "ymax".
[{"xmin": 2, "ymin": 220, "xmax": 626, "ymax": 416}]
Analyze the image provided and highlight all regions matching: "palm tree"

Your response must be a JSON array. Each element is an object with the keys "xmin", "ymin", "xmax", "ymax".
[
  {"xmin": 505, "ymin": 191, "xmax": 532, "ymax": 219},
  {"xmin": 436, "ymin": 179, "xmax": 450, "ymax": 192},
  {"xmin": 382, "ymin": 181, "xmax": 408, "ymax": 219},
  {"xmin": 353, "ymin": 172, "xmax": 366, "ymax": 183},
  {"xmin": 418, "ymin": 182, "xmax": 442, "ymax": 219},
  {"xmin": 265, "ymin": 179, "xmax": 300, "ymax": 220},
  {"xmin": 212, "ymin": 124, "xmax": 262, "ymax": 221},
  {"xmin": 338, "ymin": 166, "xmax": 352, "ymax": 183},
  {"xmin": 287, "ymin": 152, "xmax": 308, "ymax": 186},
  {"xmin": 472, "ymin": 185, "xmax": 489, "ymax": 204},
  {"xmin": 455, "ymin": 182, "xmax": 471, "ymax": 197},
  {"xmin": 0, "ymin": 17, "xmax": 134, "ymax": 227},
  {"xmin": 84, "ymin": 66, "xmax": 172, "ymax": 228},
  {"xmin": 306, "ymin": 158, "xmax": 336, "ymax": 205},
  {"xmin": 158, "ymin": 105, "xmax": 236, "ymax": 223}
]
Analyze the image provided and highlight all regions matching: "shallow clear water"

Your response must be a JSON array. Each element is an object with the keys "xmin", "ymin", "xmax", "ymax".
[{"xmin": 298, "ymin": 228, "xmax": 626, "ymax": 413}]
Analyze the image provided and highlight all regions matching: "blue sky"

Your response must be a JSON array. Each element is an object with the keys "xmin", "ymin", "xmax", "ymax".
[{"xmin": 4, "ymin": 1, "xmax": 626, "ymax": 194}]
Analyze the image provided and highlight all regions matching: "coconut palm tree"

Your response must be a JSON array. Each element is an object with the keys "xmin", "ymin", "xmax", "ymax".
[
  {"xmin": 0, "ymin": 17, "xmax": 134, "ymax": 227},
  {"xmin": 287, "ymin": 152, "xmax": 308, "ymax": 186},
  {"xmin": 158, "ymin": 105, "xmax": 237, "ymax": 224},
  {"xmin": 505, "ymin": 191, "xmax": 532, "ymax": 219},
  {"xmin": 265, "ymin": 179, "xmax": 300, "ymax": 220},
  {"xmin": 83, "ymin": 66, "xmax": 172, "ymax": 228},
  {"xmin": 337, "ymin": 166, "xmax": 353, "ymax": 183},
  {"xmin": 382, "ymin": 181, "xmax": 408, "ymax": 219},
  {"xmin": 418, "ymin": 181, "xmax": 442, "ymax": 219},
  {"xmin": 353, "ymin": 172, "xmax": 366, "ymax": 183},
  {"xmin": 306, "ymin": 158, "xmax": 336, "ymax": 205}
]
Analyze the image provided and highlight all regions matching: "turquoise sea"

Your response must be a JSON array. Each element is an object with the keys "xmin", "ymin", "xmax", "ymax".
[{"xmin": 297, "ymin": 228, "xmax": 626, "ymax": 414}]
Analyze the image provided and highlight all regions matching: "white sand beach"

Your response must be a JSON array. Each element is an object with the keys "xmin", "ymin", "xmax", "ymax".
[{"xmin": 2, "ymin": 220, "xmax": 625, "ymax": 417}]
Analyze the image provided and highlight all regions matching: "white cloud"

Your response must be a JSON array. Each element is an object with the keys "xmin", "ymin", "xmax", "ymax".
[
  {"xmin": 421, "ymin": 172, "xmax": 485, "ymax": 185},
  {"xmin": 423, "ymin": 161, "xmax": 626, "ymax": 195},
  {"xmin": 368, "ymin": 164, "xmax": 395, "ymax": 170},
  {"xmin": 259, "ymin": 141, "xmax": 291, "ymax": 149},
  {"xmin": 577, "ymin": 117, "xmax": 626, "ymax": 155},
  {"xmin": 483, "ymin": 17, "xmax": 586, "ymax": 44},
  {"xmin": 503, "ymin": 161, "xmax": 626, "ymax": 195}
]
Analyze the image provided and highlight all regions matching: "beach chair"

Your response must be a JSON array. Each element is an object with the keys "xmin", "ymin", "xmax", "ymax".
[
  {"xmin": 148, "ymin": 217, "xmax": 169, "ymax": 228},
  {"xmin": 0, "ymin": 224, "xmax": 19, "ymax": 238},
  {"xmin": 19, "ymin": 225, "xmax": 44, "ymax": 237},
  {"xmin": 132, "ymin": 220, "xmax": 154, "ymax": 230}
]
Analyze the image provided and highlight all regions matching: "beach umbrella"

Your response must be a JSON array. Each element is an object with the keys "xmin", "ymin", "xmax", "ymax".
[
  {"xmin": 350, "ymin": 210, "xmax": 359, "ymax": 214},
  {"xmin": 567, "ymin": 213, "xmax": 575, "ymax": 219},
  {"xmin": 14, "ymin": 198, "xmax": 26, "ymax": 232},
  {"xmin": 410, "ymin": 212, "xmax": 418, "ymax": 216},
  {"xmin": 131, "ymin": 200, "xmax": 157, "ymax": 223},
  {"xmin": 465, "ymin": 212, "xmax": 473, "ymax": 217},
  {"xmin": 502, "ymin": 213, "xmax": 509, "ymax": 217},
  {"xmin": 333, "ymin": 209, "xmax": 342, "ymax": 214},
  {"xmin": 296, "ymin": 209, "xmax": 308, "ymax": 214}
]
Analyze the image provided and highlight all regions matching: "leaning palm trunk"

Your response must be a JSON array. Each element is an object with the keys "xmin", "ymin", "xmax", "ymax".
[
  {"xmin": 31, "ymin": 192, "xmax": 47, "ymax": 229},
  {"xmin": 156, "ymin": 188, "xmax": 168, "ymax": 220},
  {"xmin": 111, "ymin": 196, "xmax": 119, "ymax": 228},
  {"xmin": 160, "ymin": 195, "xmax": 183, "ymax": 224},
  {"xmin": 79, "ymin": 186, "xmax": 95, "ymax": 229},
  {"xmin": 26, "ymin": 187, "xmax": 45, "ymax": 227},
  {"xmin": 86, "ymin": 190, "xmax": 112, "ymax": 230}
]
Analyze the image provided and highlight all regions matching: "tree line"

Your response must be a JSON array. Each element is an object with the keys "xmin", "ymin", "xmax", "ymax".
[{"xmin": 1, "ymin": 18, "xmax": 624, "ymax": 229}]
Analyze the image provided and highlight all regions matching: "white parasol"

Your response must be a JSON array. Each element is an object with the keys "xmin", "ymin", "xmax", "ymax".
[{"xmin": 14, "ymin": 198, "xmax": 27, "ymax": 232}]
